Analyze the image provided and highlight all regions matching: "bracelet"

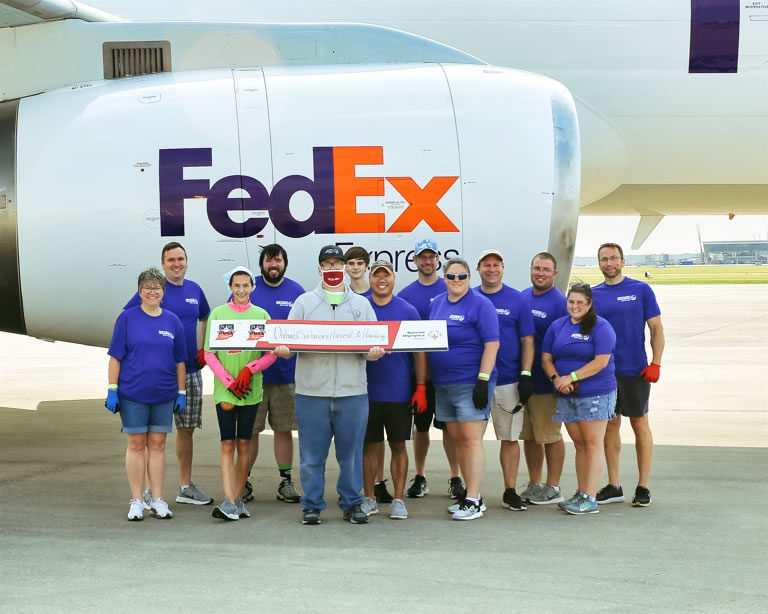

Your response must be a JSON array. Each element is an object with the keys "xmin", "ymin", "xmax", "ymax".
[
  {"xmin": 521, "ymin": 370, "xmax": 532, "ymax": 377},
  {"xmin": 108, "ymin": 384, "xmax": 118, "ymax": 390},
  {"xmin": 178, "ymin": 390, "xmax": 187, "ymax": 395},
  {"xmin": 478, "ymin": 372, "xmax": 490, "ymax": 381},
  {"xmin": 570, "ymin": 371, "xmax": 579, "ymax": 382},
  {"xmin": 550, "ymin": 374, "xmax": 558, "ymax": 381}
]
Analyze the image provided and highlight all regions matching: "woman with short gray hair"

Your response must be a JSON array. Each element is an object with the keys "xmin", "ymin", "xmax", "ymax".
[{"xmin": 106, "ymin": 267, "xmax": 188, "ymax": 521}]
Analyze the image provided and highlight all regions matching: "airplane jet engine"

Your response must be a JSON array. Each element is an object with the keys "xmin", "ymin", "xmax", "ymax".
[{"xmin": 0, "ymin": 62, "xmax": 579, "ymax": 346}]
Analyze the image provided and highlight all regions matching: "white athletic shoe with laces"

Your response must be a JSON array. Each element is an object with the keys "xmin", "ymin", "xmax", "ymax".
[
  {"xmin": 128, "ymin": 499, "xmax": 144, "ymax": 521},
  {"xmin": 150, "ymin": 497, "xmax": 173, "ymax": 519}
]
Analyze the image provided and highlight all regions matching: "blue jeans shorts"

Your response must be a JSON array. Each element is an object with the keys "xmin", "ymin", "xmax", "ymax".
[
  {"xmin": 554, "ymin": 389, "xmax": 616, "ymax": 424},
  {"xmin": 120, "ymin": 399, "xmax": 175, "ymax": 434},
  {"xmin": 435, "ymin": 382, "xmax": 495, "ymax": 423}
]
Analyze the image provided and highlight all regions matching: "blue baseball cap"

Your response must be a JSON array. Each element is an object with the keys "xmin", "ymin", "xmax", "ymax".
[{"xmin": 414, "ymin": 238, "xmax": 438, "ymax": 255}]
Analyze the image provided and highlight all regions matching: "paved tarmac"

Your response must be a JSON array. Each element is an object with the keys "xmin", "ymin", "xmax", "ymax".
[{"xmin": 0, "ymin": 284, "xmax": 767, "ymax": 612}]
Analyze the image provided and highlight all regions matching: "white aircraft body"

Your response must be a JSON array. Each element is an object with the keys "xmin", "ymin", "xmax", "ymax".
[{"xmin": 0, "ymin": 0, "xmax": 765, "ymax": 347}]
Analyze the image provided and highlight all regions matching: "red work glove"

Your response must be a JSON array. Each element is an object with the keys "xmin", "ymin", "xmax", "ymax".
[
  {"xmin": 640, "ymin": 363, "xmax": 661, "ymax": 383},
  {"xmin": 196, "ymin": 348, "xmax": 206, "ymax": 370},
  {"xmin": 411, "ymin": 384, "xmax": 427, "ymax": 414},
  {"xmin": 227, "ymin": 379, "xmax": 248, "ymax": 400},
  {"xmin": 235, "ymin": 367, "xmax": 253, "ymax": 394}
]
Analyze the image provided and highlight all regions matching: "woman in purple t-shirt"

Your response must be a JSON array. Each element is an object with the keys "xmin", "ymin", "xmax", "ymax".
[
  {"xmin": 107, "ymin": 268, "xmax": 187, "ymax": 522},
  {"xmin": 542, "ymin": 283, "xmax": 616, "ymax": 515}
]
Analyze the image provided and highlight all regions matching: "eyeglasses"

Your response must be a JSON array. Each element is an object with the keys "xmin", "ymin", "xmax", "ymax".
[
  {"xmin": 416, "ymin": 254, "xmax": 438, "ymax": 261},
  {"xmin": 445, "ymin": 273, "xmax": 469, "ymax": 281},
  {"xmin": 531, "ymin": 266, "xmax": 554, "ymax": 273},
  {"xmin": 141, "ymin": 286, "xmax": 163, "ymax": 294},
  {"xmin": 599, "ymin": 256, "xmax": 622, "ymax": 263},
  {"xmin": 320, "ymin": 262, "xmax": 344, "ymax": 271}
]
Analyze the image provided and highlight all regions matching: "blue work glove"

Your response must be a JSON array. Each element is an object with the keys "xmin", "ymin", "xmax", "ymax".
[
  {"xmin": 105, "ymin": 388, "xmax": 120, "ymax": 414},
  {"xmin": 174, "ymin": 392, "xmax": 187, "ymax": 413}
]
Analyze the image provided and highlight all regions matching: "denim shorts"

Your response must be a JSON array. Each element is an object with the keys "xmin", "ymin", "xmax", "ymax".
[
  {"xmin": 435, "ymin": 382, "xmax": 495, "ymax": 423},
  {"xmin": 554, "ymin": 389, "xmax": 616, "ymax": 424},
  {"xmin": 120, "ymin": 399, "xmax": 175, "ymax": 434}
]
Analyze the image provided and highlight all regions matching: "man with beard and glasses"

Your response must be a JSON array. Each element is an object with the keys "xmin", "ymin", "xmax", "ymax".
[{"xmin": 242, "ymin": 244, "xmax": 305, "ymax": 504}]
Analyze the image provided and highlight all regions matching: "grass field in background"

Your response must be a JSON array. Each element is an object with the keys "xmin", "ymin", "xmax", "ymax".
[{"xmin": 569, "ymin": 264, "xmax": 768, "ymax": 285}]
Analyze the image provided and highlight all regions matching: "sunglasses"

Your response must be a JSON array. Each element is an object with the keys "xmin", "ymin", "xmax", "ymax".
[{"xmin": 445, "ymin": 273, "xmax": 469, "ymax": 281}]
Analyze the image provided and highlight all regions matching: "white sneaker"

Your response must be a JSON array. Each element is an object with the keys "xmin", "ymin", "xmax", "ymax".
[
  {"xmin": 150, "ymin": 497, "xmax": 173, "ymax": 519},
  {"xmin": 451, "ymin": 499, "xmax": 484, "ymax": 521},
  {"xmin": 128, "ymin": 499, "xmax": 144, "ymax": 521},
  {"xmin": 361, "ymin": 496, "xmax": 379, "ymax": 516},
  {"xmin": 447, "ymin": 498, "xmax": 487, "ymax": 514},
  {"xmin": 142, "ymin": 489, "xmax": 153, "ymax": 511}
]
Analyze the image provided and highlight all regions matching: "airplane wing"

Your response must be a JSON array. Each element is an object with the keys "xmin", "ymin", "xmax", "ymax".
[{"xmin": 0, "ymin": 0, "xmax": 124, "ymax": 27}]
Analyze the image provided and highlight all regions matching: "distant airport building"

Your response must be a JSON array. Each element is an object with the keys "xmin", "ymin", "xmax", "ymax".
[{"xmin": 703, "ymin": 241, "xmax": 768, "ymax": 264}]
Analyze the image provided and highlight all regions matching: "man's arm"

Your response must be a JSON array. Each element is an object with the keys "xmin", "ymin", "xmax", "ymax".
[
  {"xmin": 520, "ymin": 335, "xmax": 534, "ymax": 372},
  {"xmin": 647, "ymin": 315, "xmax": 665, "ymax": 365}
]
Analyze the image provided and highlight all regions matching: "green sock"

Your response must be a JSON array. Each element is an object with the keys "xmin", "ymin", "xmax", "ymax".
[{"xmin": 278, "ymin": 464, "xmax": 292, "ymax": 481}]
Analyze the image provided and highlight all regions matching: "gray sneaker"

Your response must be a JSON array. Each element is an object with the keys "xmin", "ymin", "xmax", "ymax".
[
  {"xmin": 447, "ymin": 498, "xmax": 487, "ymax": 514},
  {"xmin": 235, "ymin": 497, "xmax": 250, "ymax": 518},
  {"xmin": 212, "ymin": 499, "xmax": 240, "ymax": 521},
  {"xmin": 362, "ymin": 496, "xmax": 379, "ymax": 516},
  {"xmin": 176, "ymin": 482, "xmax": 214, "ymax": 505},
  {"xmin": 142, "ymin": 489, "xmax": 153, "ymax": 511},
  {"xmin": 558, "ymin": 491, "xmax": 580, "ymax": 511},
  {"xmin": 389, "ymin": 499, "xmax": 408, "ymax": 520},
  {"xmin": 519, "ymin": 481, "xmax": 540, "ymax": 503},
  {"xmin": 276, "ymin": 479, "xmax": 301, "ymax": 503},
  {"xmin": 529, "ymin": 484, "xmax": 565, "ymax": 505},
  {"xmin": 561, "ymin": 492, "xmax": 599, "ymax": 515}
]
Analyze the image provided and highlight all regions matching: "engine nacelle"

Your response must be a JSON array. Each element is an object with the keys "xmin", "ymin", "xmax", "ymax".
[{"xmin": 0, "ymin": 62, "xmax": 579, "ymax": 346}]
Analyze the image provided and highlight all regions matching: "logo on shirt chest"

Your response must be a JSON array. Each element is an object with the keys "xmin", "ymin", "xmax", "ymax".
[
  {"xmin": 185, "ymin": 298, "xmax": 199, "ymax": 305},
  {"xmin": 158, "ymin": 330, "xmax": 175, "ymax": 339},
  {"xmin": 571, "ymin": 333, "xmax": 590, "ymax": 341},
  {"xmin": 449, "ymin": 314, "xmax": 465, "ymax": 321},
  {"xmin": 275, "ymin": 300, "xmax": 294, "ymax": 307},
  {"xmin": 617, "ymin": 295, "xmax": 637, "ymax": 302},
  {"xmin": 532, "ymin": 309, "xmax": 548, "ymax": 319},
  {"xmin": 496, "ymin": 308, "xmax": 511, "ymax": 316}
]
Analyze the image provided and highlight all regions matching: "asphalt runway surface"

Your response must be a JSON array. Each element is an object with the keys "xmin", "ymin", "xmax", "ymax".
[{"xmin": 0, "ymin": 284, "xmax": 766, "ymax": 612}]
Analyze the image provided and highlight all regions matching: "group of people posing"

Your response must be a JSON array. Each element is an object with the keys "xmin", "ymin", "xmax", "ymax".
[{"xmin": 106, "ymin": 238, "xmax": 664, "ymax": 524}]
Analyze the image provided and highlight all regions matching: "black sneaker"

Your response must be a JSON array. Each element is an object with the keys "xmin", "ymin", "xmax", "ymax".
[
  {"xmin": 596, "ymin": 484, "xmax": 624, "ymax": 504},
  {"xmin": 243, "ymin": 478, "xmax": 254, "ymax": 503},
  {"xmin": 302, "ymin": 509, "xmax": 321, "ymax": 525},
  {"xmin": 448, "ymin": 476, "xmax": 467, "ymax": 500},
  {"xmin": 374, "ymin": 480, "xmax": 394, "ymax": 503},
  {"xmin": 632, "ymin": 485, "xmax": 652, "ymax": 507},
  {"xmin": 406, "ymin": 475, "xmax": 429, "ymax": 498},
  {"xmin": 343, "ymin": 503, "xmax": 369, "ymax": 524},
  {"xmin": 502, "ymin": 487, "xmax": 527, "ymax": 511}
]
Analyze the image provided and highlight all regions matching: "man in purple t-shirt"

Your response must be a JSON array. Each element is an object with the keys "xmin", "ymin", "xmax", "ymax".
[
  {"xmin": 476, "ymin": 249, "xmax": 535, "ymax": 512},
  {"xmin": 243, "ymin": 244, "xmax": 305, "ymax": 505},
  {"xmin": 398, "ymin": 239, "xmax": 463, "ymax": 501},
  {"xmin": 592, "ymin": 242, "xmax": 665, "ymax": 507},
  {"xmin": 362, "ymin": 261, "xmax": 426, "ymax": 520},
  {"xmin": 123, "ymin": 242, "xmax": 212, "ymax": 507},
  {"xmin": 519, "ymin": 252, "xmax": 567, "ymax": 506}
]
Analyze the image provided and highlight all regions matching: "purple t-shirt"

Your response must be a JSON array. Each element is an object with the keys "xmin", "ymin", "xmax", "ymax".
[
  {"xmin": 428, "ymin": 289, "xmax": 500, "ymax": 385},
  {"xmin": 108, "ymin": 307, "xmax": 187, "ymax": 404},
  {"xmin": 124, "ymin": 279, "xmax": 210, "ymax": 374},
  {"xmin": 521, "ymin": 286, "xmax": 567, "ymax": 393},
  {"xmin": 542, "ymin": 315, "xmax": 616, "ymax": 397},
  {"xmin": 360, "ymin": 287, "xmax": 373, "ymax": 299},
  {"xmin": 366, "ymin": 296, "xmax": 420, "ymax": 403},
  {"xmin": 249, "ymin": 276, "xmax": 304, "ymax": 385},
  {"xmin": 398, "ymin": 277, "xmax": 447, "ymax": 320},
  {"xmin": 592, "ymin": 277, "xmax": 661, "ymax": 376},
  {"xmin": 476, "ymin": 284, "xmax": 535, "ymax": 385}
]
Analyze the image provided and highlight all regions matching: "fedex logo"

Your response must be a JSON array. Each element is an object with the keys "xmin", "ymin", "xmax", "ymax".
[{"xmin": 159, "ymin": 146, "xmax": 460, "ymax": 239}]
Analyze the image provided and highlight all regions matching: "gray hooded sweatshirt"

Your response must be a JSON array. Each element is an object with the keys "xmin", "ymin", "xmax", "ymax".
[{"xmin": 288, "ymin": 283, "xmax": 377, "ymax": 397}]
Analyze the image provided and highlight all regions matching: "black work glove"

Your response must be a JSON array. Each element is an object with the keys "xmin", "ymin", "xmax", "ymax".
[
  {"xmin": 472, "ymin": 379, "xmax": 489, "ymax": 410},
  {"xmin": 517, "ymin": 374, "xmax": 534, "ymax": 406}
]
